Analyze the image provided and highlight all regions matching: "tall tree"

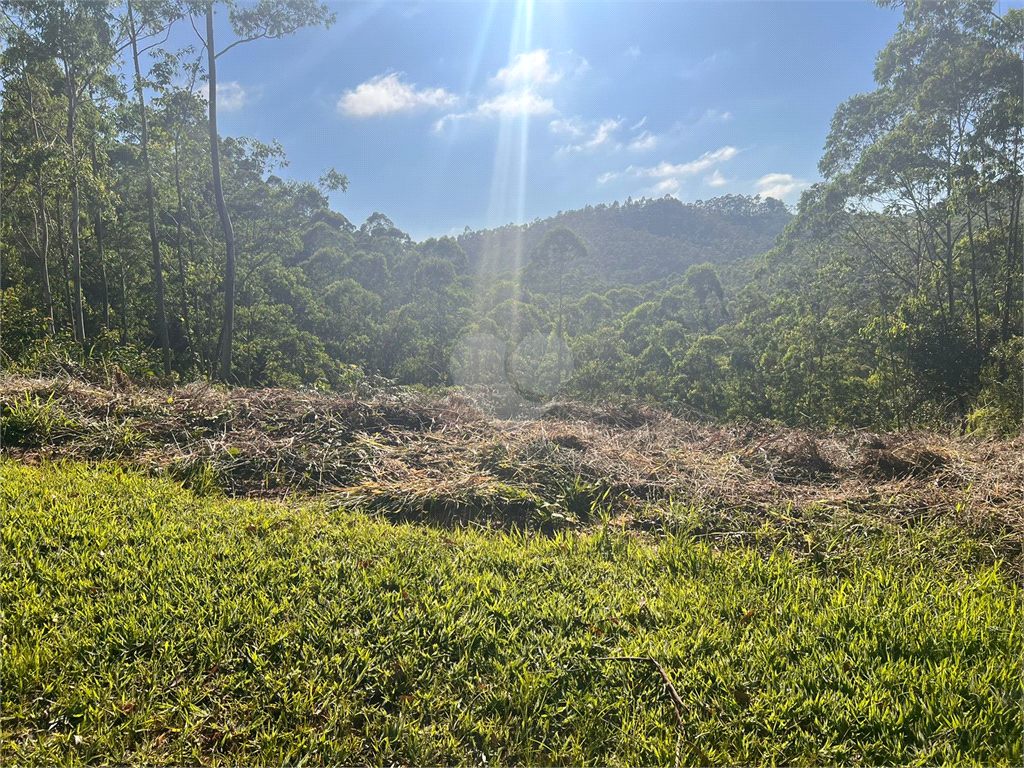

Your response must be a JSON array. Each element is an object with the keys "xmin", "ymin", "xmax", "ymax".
[
  {"xmin": 819, "ymin": 0, "xmax": 1022, "ymax": 409},
  {"xmin": 192, "ymin": 0, "xmax": 334, "ymax": 381},
  {"xmin": 0, "ymin": 55, "xmax": 61, "ymax": 336},
  {"xmin": 124, "ymin": 0, "xmax": 181, "ymax": 374},
  {"xmin": 2, "ymin": 1, "xmax": 115, "ymax": 342}
]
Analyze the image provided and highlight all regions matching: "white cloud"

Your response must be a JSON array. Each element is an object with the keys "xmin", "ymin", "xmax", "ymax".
[
  {"xmin": 338, "ymin": 73, "xmax": 457, "ymax": 117},
  {"xmin": 651, "ymin": 178, "xmax": 681, "ymax": 196},
  {"xmin": 492, "ymin": 49, "xmax": 560, "ymax": 87},
  {"xmin": 628, "ymin": 116, "xmax": 647, "ymax": 131},
  {"xmin": 436, "ymin": 50, "xmax": 588, "ymax": 134},
  {"xmin": 477, "ymin": 91, "xmax": 555, "ymax": 117},
  {"xmin": 598, "ymin": 146, "xmax": 739, "ymax": 195},
  {"xmin": 628, "ymin": 131, "xmax": 658, "ymax": 152},
  {"xmin": 635, "ymin": 146, "xmax": 739, "ymax": 178},
  {"xmin": 706, "ymin": 169, "xmax": 729, "ymax": 187},
  {"xmin": 435, "ymin": 91, "xmax": 555, "ymax": 130},
  {"xmin": 197, "ymin": 81, "xmax": 249, "ymax": 112},
  {"xmin": 549, "ymin": 117, "xmax": 586, "ymax": 137},
  {"xmin": 625, "ymin": 46, "xmax": 641, "ymax": 59},
  {"xmin": 559, "ymin": 118, "xmax": 623, "ymax": 153},
  {"xmin": 755, "ymin": 172, "xmax": 807, "ymax": 202},
  {"xmin": 700, "ymin": 108, "xmax": 732, "ymax": 123}
]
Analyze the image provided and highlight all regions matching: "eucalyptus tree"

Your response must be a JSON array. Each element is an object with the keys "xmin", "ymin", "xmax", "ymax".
[
  {"xmin": 120, "ymin": 0, "xmax": 184, "ymax": 374},
  {"xmin": 0, "ymin": 54, "xmax": 63, "ymax": 336},
  {"xmin": 2, "ymin": 0, "xmax": 116, "ymax": 342},
  {"xmin": 189, "ymin": 0, "xmax": 335, "ymax": 382},
  {"xmin": 819, "ymin": 0, "xmax": 1023, "ymax": 408},
  {"xmin": 683, "ymin": 262, "xmax": 727, "ymax": 330}
]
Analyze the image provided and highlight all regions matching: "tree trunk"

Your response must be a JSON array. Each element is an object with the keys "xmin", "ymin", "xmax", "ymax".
[
  {"xmin": 88, "ymin": 132, "xmax": 110, "ymax": 331},
  {"xmin": 128, "ymin": 0, "xmax": 172, "ymax": 376},
  {"xmin": 1000, "ymin": 187, "xmax": 1021, "ymax": 346},
  {"xmin": 27, "ymin": 78, "xmax": 55, "ymax": 336},
  {"xmin": 207, "ymin": 2, "xmax": 236, "ymax": 382},
  {"xmin": 118, "ymin": 250, "xmax": 130, "ymax": 344},
  {"xmin": 35, "ymin": 175, "xmax": 55, "ymax": 337},
  {"xmin": 55, "ymin": 197, "xmax": 74, "ymax": 327},
  {"xmin": 65, "ymin": 64, "xmax": 86, "ymax": 342},
  {"xmin": 172, "ymin": 133, "xmax": 193, "ymax": 354},
  {"xmin": 965, "ymin": 209, "xmax": 981, "ymax": 348}
]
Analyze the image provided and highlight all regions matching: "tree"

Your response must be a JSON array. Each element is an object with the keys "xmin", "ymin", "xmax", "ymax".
[
  {"xmin": 819, "ymin": 0, "xmax": 1022, "ymax": 413},
  {"xmin": 191, "ymin": 0, "xmax": 335, "ymax": 381},
  {"xmin": 683, "ymin": 262, "xmax": 727, "ymax": 330},
  {"xmin": 527, "ymin": 226, "xmax": 587, "ymax": 385},
  {"xmin": 124, "ymin": 0, "xmax": 182, "ymax": 374},
  {"xmin": 3, "ymin": 0, "xmax": 116, "ymax": 342},
  {"xmin": 0, "ymin": 54, "xmax": 62, "ymax": 336}
]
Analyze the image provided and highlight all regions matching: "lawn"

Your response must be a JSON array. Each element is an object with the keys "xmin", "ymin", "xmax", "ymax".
[{"xmin": 1, "ymin": 460, "xmax": 1020, "ymax": 766}]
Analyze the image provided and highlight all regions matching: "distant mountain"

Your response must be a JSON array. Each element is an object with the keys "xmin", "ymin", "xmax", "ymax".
[{"xmin": 457, "ymin": 194, "xmax": 793, "ymax": 286}]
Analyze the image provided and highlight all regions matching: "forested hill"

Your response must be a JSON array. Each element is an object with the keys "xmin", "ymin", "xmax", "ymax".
[{"xmin": 457, "ymin": 194, "xmax": 792, "ymax": 284}]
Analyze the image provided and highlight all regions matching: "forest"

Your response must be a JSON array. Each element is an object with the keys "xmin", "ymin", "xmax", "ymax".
[{"xmin": 1, "ymin": 0, "xmax": 1020, "ymax": 435}]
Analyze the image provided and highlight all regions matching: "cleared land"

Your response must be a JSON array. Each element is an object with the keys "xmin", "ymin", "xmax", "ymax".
[{"xmin": 1, "ymin": 376, "xmax": 1021, "ymax": 765}]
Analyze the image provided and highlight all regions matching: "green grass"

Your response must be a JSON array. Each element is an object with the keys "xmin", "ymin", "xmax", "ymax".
[{"xmin": 1, "ymin": 460, "xmax": 1020, "ymax": 766}]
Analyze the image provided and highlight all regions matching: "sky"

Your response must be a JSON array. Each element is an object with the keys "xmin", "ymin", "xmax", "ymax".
[{"xmin": 183, "ymin": 0, "xmax": 911, "ymax": 241}]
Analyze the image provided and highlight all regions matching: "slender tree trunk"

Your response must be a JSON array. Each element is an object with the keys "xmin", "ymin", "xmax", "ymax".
[
  {"xmin": 55, "ymin": 197, "xmax": 73, "ymax": 326},
  {"xmin": 172, "ymin": 134, "xmax": 193, "ymax": 352},
  {"xmin": 27, "ymin": 79, "xmax": 55, "ymax": 336},
  {"xmin": 206, "ymin": 2, "xmax": 236, "ymax": 382},
  {"xmin": 944, "ymin": 216, "xmax": 955, "ymax": 326},
  {"xmin": 965, "ymin": 209, "xmax": 981, "ymax": 348},
  {"xmin": 89, "ymin": 133, "xmax": 110, "ymax": 331},
  {"xmin": 118, "ymin": 251, "xmax": 130, "ymax": 344},
  {"xmin": 186, "ymin": 199, "xmax": 205, "ymax": 366},
  {"xmin": 128, "ymin": 0, "xmax": 172, "ymax": 375},
  {"xmin": 1001, "ymin": 187, "xmax": 1021, "ymax": 345},
  {"xmin": 65, "ymin": 64, "xmax": 86, "ymax": 342},
  {"xmin": 35, "ymin": 175, "xmax": 55, "ymax": 336}
]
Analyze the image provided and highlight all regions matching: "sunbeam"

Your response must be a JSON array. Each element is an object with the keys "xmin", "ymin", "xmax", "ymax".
[{"xmin": 477, "ymin": 0, "xmax": 536, "ymax": 340}]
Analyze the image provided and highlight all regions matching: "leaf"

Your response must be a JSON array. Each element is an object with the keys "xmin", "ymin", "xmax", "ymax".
[{"xmin": 739, "ymin": 609, "xmax": 755, "ymax": 626}]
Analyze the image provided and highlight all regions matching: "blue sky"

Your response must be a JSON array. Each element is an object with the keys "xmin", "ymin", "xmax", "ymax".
[{"xmin": 191, "ymin": 0, "xmax": 908, "ymax": 240}]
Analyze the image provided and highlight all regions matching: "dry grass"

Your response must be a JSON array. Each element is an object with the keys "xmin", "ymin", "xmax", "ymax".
[{"xmin": 2, "ymin": 374, "xmax": 1020, "ymax": 567}]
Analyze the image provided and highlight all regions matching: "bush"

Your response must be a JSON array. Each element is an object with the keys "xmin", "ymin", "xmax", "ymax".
[{"xmin": 969, "ymin": 338, "xmax": 1023, "ymax": 437}]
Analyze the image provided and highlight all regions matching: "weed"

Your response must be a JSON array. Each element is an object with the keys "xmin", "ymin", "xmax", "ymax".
[{"xmin": 0, "ymin": 392, "xmax": 80, "ymax": 447}]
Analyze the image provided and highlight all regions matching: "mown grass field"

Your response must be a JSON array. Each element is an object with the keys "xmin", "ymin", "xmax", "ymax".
[{"xmin": 1, "ymin": 460, "xmax": 1020, "ymax": 766}]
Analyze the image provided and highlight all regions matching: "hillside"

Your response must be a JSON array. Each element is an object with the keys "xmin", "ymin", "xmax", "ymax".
[
  {"xmin": 457, "ymin": 195, "xmax": 792, "ymax": 286},
  {"xmin": 2, "ymin": 375, "xmax": 1021, "ymax": 766}
]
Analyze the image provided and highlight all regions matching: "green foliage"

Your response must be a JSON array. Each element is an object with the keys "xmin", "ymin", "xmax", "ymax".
[{"xmin": 968, "ymin": 338, "xmax": 1024, "ymax": 436}]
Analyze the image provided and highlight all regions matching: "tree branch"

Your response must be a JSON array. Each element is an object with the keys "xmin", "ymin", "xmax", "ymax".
[{"xmin": 215, "ymin": 32, "xmax": 282, "ymax": 59}]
